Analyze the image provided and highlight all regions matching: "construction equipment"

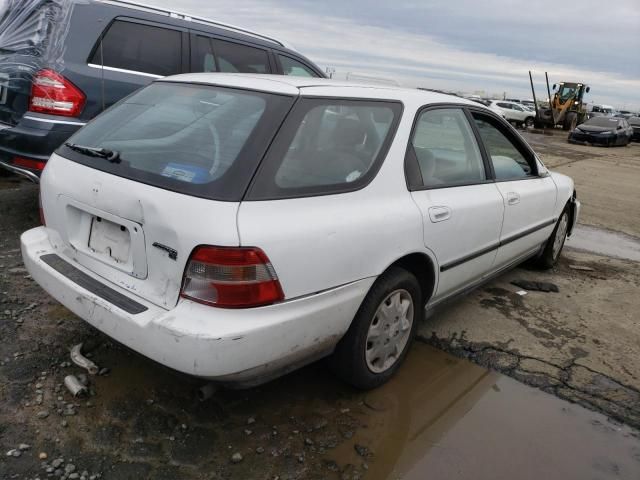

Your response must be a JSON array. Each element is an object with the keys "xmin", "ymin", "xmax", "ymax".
[{"xmin": 529, "ymin": 71, "xmax": 590, "ymax": 130}]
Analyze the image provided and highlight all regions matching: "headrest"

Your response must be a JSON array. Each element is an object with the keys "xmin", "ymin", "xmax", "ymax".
[{"xmin": 333, "ymin": 117, "xmax": 366, "ymax": 148}]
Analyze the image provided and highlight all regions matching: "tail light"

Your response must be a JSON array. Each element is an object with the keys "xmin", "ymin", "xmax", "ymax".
[
  {"xmin": 12, "ymin": 156, "xmax": 46, "ymax": 172},
  {"xmin": 29, "ymin": 69, "xmax": 86, "ymax": 117},
  {"xmin": 180, "ymin": 246, "xmax": 284, "ymax": 308}
]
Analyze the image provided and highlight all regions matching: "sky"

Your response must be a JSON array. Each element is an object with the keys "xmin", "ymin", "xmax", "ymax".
[{"xmin": 152, "ymin": 0, "xmax": 640, "ymax": 110}]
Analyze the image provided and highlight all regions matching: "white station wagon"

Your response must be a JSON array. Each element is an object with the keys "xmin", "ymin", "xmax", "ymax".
[{"xmin": 22, "ymin": 74, "xmax": 579, "ymax": 389}]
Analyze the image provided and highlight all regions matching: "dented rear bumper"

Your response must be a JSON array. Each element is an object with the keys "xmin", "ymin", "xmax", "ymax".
[{"xmin": 21, "ymin": 226, "xmax": 373, "ymax": 386}]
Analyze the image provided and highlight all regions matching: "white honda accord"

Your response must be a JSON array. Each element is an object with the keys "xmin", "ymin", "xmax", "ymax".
[{"xmin": 22, "ymin": 74, "xmax": 579, "ymax": 389}]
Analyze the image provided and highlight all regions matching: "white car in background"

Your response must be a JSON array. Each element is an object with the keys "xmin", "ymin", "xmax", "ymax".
[
  {"xmin": 21, "ymin": 74, "xmax": 579, "ymax": 389},
  {"xmin": 488, "ymin": 100, "xmax": 536, "ymax": 128}
]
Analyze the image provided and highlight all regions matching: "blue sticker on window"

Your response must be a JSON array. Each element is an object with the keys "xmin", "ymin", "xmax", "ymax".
[{"xmin": 161, "ymin": 163, "xmax": 210, "ymax": 183}]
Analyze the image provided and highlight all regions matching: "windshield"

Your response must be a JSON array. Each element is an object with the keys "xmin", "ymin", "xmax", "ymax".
[
  {"xmin": 629, "ymin": 117, "xmax": 640, "ymax": 126},
  {"xmin": 60, "ymin": 82, "xmax": 295, "ymax": 201},
  {"xmin": 557, "ymin": 85, "xmax": 579, "ymax": 102},
  {"xmin": 584, "ymin": 117, "xmax": 620, "ymax": 128}
]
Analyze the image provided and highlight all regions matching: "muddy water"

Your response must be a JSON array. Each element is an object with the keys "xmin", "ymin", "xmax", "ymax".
[
  {"xmin": 567, "ymin": 225, "xmax": 640, "ymax": 262},
  {"xmin": 329, "ymin": 344, "xmax": 640, "ymax": 479}
]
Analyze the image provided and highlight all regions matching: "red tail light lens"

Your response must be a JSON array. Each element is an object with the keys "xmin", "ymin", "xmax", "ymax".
[
  {"xmin": 12, "ymin": 156, "xmax": 46, "ymax": 171},
  {"xmin": 180, "ymin": 246, "xmax": 284, "ymax": 308},
  {"xmin": 29, "ymin": 69, "xmax": 86, "ymax": 117}
]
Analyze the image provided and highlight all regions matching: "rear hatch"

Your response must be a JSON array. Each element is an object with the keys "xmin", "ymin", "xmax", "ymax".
[
  {"xmin": 0, "ymin": 0, "xmax": 74, "ymax": 126},
  {"xmin": 40, "ymin": 80, "xmax": 295, "ymax": 308}
]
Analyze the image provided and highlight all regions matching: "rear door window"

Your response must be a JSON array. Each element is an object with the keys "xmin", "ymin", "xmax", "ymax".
[
  {"xmin": 248, "ymin": 99, "xmax": 402, "ymax": 199},
  {"xmin": 408, "ymin": 108, "xmax": 486, "ymax": 188},
  {"xmin": 59, "ymin": 82, "xmax": 294, "ymax": 201},
  {"xmin": 192, "ymin": 36, "xmax": 272, "ymax": 74},
  {"xmin": 91, "ymin": 20, "xmax": 182, "ymax": 76}
]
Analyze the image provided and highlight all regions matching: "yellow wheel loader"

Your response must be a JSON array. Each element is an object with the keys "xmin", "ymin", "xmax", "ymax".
[{"xmin": 529, "ymin": 72, "xmax": 590, "ymax": 130}]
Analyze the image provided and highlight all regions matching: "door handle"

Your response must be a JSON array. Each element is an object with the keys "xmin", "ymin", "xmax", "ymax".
[
  {"xmin": 506, "ymin": 192, "xmax": 520, "ymax": 206},
  {"xmin": 428, "ymin": 206, "xmax": 452, "ymax": 223}
]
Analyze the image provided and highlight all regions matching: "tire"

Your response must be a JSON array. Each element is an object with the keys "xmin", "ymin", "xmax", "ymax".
[
  {"xmin": 524, "ymin": 117, "xmax": 534, "ymax": 128},
  {"xmin": 329, "ymin": 266, "xmax": 422, "ymax": 389},
  {"xmin": 536, "ymin": 206, "xmax": 570, "ymax": 269}
]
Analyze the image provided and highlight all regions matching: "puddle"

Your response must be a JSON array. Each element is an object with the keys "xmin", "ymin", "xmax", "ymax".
[
  {"xmin": 32, "ymin": 336, "xmax": 640, "ymax": 479},
  {"xmin": 567, "ymin": 225, "xmax": 640, "ymax": 262},
  {"xmin": 329, "ymin": 343, "xmax": 640, "ymax": 479}
]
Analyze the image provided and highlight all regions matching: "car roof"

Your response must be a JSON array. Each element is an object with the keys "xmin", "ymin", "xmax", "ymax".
[{"xmin": 158, "ymin": 73, "xmax": 481, "ymax": 106}]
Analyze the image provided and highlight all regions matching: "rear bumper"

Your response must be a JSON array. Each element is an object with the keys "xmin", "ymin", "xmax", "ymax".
[
  {"xmin": 21, "ymin": 227, "xmax": 373, "ymax": 385},
  {"xmin": 0, "ymin": 159, "xmax": 40, "ymax": 183},
  {"xmin": 0, "ymin": 114, "xmax": 84, "ymax": 181}
]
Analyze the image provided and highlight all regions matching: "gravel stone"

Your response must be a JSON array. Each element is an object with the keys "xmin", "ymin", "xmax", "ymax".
[{"xmin": 230, "ymin": 452, "xmax": 243, "ymax": 463}]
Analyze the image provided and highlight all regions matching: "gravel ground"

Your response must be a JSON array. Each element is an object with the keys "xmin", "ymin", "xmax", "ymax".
[{"xmin": 1, "ymin": 133, "xmax": 639, "ymax": 479}]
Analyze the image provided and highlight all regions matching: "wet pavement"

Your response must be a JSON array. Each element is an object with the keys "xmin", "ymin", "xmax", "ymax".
[
  {"xmin": 568, "ymin": 225, "xmax": 640, "ymax": 262},
  {"xmin": 341, "ymin": 344, "xmax": 640, "ymax": 480}
]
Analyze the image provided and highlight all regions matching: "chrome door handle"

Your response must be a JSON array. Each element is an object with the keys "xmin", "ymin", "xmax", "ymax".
[
  {"xmin": 506, "ymin": 192, "xmax": 520, "ymax": 205},
  {"xmin": 428, "ymin": 206, "xmax": 452, "ymax": 223}
]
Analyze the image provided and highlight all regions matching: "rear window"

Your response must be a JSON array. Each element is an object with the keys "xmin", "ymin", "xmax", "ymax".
[
  {"xmin": 90, "ymin": 20, "xmax": 182, "ymax": 77},
  {"xmin": 59, "ymin": 82, "xmax": 295, "ymax": 201},
  {"xmin": 248, "ymin": 98, "xmax": 402, "ymax": 200}
]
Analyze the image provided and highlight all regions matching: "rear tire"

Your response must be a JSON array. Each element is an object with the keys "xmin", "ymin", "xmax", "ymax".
[
  {"xmin": 524, "ymin": 117, "xmax": 534, "ymax": 128},
  {"xmin": 536, "ymin": 206, "xmax": 570, "ymax": 269},
  {"xmin": 329, "ymin": 267, "xmax": 422, "ymax": 390}
]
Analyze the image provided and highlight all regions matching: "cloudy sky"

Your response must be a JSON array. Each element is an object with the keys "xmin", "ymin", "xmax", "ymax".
[{"xmin": 153, "ymin": 0, "xmax": 640, "ymax": 110}]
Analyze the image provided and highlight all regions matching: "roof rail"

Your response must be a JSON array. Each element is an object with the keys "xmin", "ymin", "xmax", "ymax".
[{"xmin": 93, "ymin": 0, "xmax": 289, "ymax": 48}]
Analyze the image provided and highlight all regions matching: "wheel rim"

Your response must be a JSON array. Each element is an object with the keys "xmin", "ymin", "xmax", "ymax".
[
  {"xmin": 365, "ymin": 289, "xmax": 414, "ymax": 374},
  {"xmin": 552, "ymin": 213, "xmax": 569, "ymax": 259}
]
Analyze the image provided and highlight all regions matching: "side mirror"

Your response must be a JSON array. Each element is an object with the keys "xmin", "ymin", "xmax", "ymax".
[
  {"xmin": 586, "ymin": 86, "xmax": 591, "ymax": 93},
  {"xmin": 552, "ymin": 84, "xmax": 557, "ymax": 90}
]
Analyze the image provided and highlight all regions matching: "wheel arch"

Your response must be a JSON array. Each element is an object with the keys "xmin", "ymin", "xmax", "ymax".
[{"xmin": 382, "ymin": 252, "xmax": 437, "ymax": 306}]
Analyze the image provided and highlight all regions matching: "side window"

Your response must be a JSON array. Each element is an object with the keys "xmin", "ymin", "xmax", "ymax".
[
  {"xmin": 193, "ymin": 36, "xmax": 218, "ymax": 72},
  {"xmin": 278, "ymin": 54, "xmax": 317, "ymax": 77},
  {"xmin": 472, "ymin": 113, "xmax": 536, "ymax": 180},
  {"xmin": 248, "ymin": 100, "xmax": 401, "ymax": 199},
  {"xmin": 211, "ymin": 39, "xmax": 270, "ymax": 73},
  {"xmin": 91, "ymin": 21, "xmax": 181, "ymax": 76},
  {"xmin": 497, "ymin": 102, "xmax": 512, "ymax": 109},
  {"xmin": 409, "ymin": 108, "xmax": 485, "ymax": 187}
]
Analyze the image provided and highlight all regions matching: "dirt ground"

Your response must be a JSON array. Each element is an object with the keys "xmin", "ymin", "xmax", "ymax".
[
  {"xmin": 524, "ymin": 131, "xmax": 640, "ymax": 237},
  {"xmin": 1, "ymin": 133, "xmax": 639, "ymax": 479}
]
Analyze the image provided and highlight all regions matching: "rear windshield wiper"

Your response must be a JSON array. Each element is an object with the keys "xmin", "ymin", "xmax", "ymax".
[{"xmin": 65, "ymin": 143, "xmax": 120, "ymax": 163}]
